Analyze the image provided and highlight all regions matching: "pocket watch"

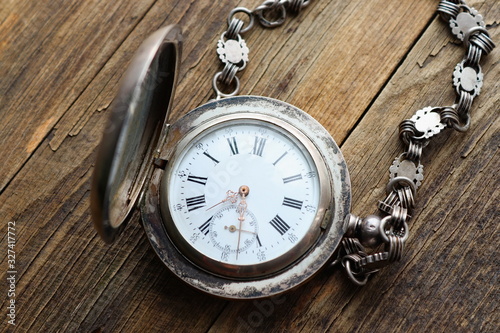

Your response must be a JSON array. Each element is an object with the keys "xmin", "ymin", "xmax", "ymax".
[
  {"xmin": 91, "ymin": 23, "xmax": 350, "ymax": 299},
  {"xmin": 90, "ymin": 1, "xmax": 495, "ymax": 298}
]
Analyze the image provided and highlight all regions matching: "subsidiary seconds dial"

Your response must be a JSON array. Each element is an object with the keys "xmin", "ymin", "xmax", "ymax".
[
  {"xmin": 208, "ymin": 204, "xmax": 259, "ymax": 260},
  {"xmin": 162, "ymin": 117, "xmax": 326, "ymax": 278}
]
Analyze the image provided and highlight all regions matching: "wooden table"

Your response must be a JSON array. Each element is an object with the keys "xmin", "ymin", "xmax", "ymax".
[{"xmin": 1, "ymin": 0, "xmax": 498, "ymax": 332}]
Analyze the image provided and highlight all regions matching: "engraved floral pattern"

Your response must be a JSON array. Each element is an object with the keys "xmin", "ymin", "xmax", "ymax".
[
  {"xmin": 410, "ymin": 107, "xmax": 445, "ymax": 139},
  {"xmin": 452, "ymin": 61, "xmax": 483, "ymax": 98},
  {"xmin": 450, "ymin": 8, "xmax": 485, "ymax": 41},
  {"xmin": 389, "ymin": 155, "xmax": 424, "ymax": 188},
  {"xmin": 217, "ymin": 35, "xmax": 249, "ymax": 69}
]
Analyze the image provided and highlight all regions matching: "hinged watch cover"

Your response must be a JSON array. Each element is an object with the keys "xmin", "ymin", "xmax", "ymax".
[{"xmin": 90, "ymin": 25, "xmax": 182, "ymax": 243}]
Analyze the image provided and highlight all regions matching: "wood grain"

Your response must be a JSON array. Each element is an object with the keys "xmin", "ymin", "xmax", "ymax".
[{"xmin": 0, "ymin": 0, "xmax": 498, "ymax": 332}]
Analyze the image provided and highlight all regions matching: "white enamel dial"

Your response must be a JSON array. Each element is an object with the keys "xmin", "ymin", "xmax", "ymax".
[{"xmin": 165, "ymin": 117, "xmax": 325, "ymax": 277}]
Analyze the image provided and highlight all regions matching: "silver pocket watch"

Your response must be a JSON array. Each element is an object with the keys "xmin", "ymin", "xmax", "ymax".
[{"xmin": 90, "ymin": 25, "xmax": 350, "ymax": 299}]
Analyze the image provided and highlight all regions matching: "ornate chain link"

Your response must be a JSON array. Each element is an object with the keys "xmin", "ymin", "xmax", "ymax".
[
  {"xmin": 335, "ymin": 0, "xmax": 495, "ymax": 285},
  {"xmin": 213, "ymin": 0, "xmax": 311, "ymax": 99}
]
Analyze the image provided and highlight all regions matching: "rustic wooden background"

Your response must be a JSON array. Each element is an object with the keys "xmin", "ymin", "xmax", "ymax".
[{"xmin": 0, "ymin": 0, "xmax": 498, "ymax": 332}]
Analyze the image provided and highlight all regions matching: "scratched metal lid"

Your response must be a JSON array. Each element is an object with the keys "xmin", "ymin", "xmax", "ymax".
[{"xmin": 90, "ymin": 25, "xmax": 182, "ymax": 243}]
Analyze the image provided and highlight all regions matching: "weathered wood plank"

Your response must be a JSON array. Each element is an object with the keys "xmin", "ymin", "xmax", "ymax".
[
  {"xmin": 0, "ymin": 0, "xmax": 172, "ymax": 191},
  {"xmin": 0, "ymin": 0, "xmax": 497, "ymax": 332}
]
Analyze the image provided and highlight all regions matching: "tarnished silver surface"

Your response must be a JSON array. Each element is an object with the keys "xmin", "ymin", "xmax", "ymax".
[
  {"xmin": 405, "ymin": 141, "xmax": 423, "ymax": 162},
  {"xmin": 217, "ymin": 34, "xmax": 249, "ymax": 68},
  {"xmin": 437, "ymin": 0, "xmax": 459, "ymax": 21},
  {"xmin": 358, "ymin": 216, "xmax": 384, "ymax": 248},
  {"xmin": 226, "ymin": 16, "xmax": 245, "ymax": 39},
  {"xmin": 386, "ymin": 235, "xmax": 404, "ymax": 262},
  {"xmin": 343, "ymin": 214, "xmax": 384, "ymax": 249},
  {"xmin": 90, "ymin": 25, "xmax": 181, "ymax": 243},
  {"xmin": 142, "ymin": 96, "xmax": 351, "ymax": 298},
  {"xmin": 213, "ymin": 72, "xmax": 240, "ymax": 99},
  {"xmin": 469, "ymin": 30, "xmax": 495, "ymax": 54},
  {"xmin": 220, "ymin": 63, "xmax": 239, "ymax": 85},
  {"xmin": 389, "ymin": 154, "xmax": 424, "ymax": 189},
  {"xmin": 456, "ymin": 89, "xmax": 474, "ymax": 116},
  {"xmin": 358, "ymin": 252, "xmax": 391, "ymax": 272},
  {"xmin": 450, "ymin": 8, "xmax": 485, "ymax": 41},
  {"xmin": 410, "ymin": 107, "xmax": 446, "ymax": 139},
  {"xmin": 227, "ymin": 7, "xmax": 254, "ymax": 34},
  {"xmin": 440, "ymin": 106, "xmax": 471, "ymax": 132},
  {"xmin": 453, "ymin": 60, "xmax": 483, "ymax": 98}
]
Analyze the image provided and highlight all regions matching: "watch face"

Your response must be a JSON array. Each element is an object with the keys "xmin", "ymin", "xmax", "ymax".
[{"xmin": 161, "ymin": 114, "xmax": 331, "ymax": 278}]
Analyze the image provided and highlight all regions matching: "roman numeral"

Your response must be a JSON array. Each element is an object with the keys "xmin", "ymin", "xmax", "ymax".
[
  {"xmin": 203, "ymin": 151, "xmax": 219, "ymax": 164},
  {"xmin": 227, "ymin": 137, "xmax": 239, "ymax": 155},
  {"xmin": 186, "ymin": 195, "xmax": 206, "ymax": 212},
  {"xmin": 187, "ymin": 174, "xmax": 208, "ymax": 185},
  {"xmin": 283, "ymin": 174, "xmax": 302, "ymax": 183},
  {"xmin": 283, "ymin": 197, "xmax": 303, "ymax": 210},
  {"xmin": 273, "ymin": 152, "xmax": 288, "ymax": 165},
  {"xmin": 256, "ymin": 234, "xmax": 262, "ymax": 247},
  {"xmin": 251, "ymin": 137, "xmax": 266, "ymax": 156},
  {"xmin": 199, "ymin": 216, "xmax": 213, "ymax": 235},
  {"xmin": 269, "ymin": 215, "xmax": 290, "ymax": 236}
]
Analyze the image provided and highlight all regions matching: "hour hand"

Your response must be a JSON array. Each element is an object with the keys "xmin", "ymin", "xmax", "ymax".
[{"xmin": 206, "ymin": 190, "xmax": 238, "ymax": 210}]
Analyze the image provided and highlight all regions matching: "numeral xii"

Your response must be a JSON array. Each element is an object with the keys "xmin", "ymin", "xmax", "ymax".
[{"xmin": 251, "ymin": 137, "xmax": 266, "ymax": 156}]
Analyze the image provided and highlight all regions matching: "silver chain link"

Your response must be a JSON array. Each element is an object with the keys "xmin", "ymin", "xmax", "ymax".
[
  {"xmin": 336, "ymin": 0, "xmax": 495, "ymax": 285},
  {"xmin": 213, "ymin": 0, "xmax": 311, "ymax": 99}
]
